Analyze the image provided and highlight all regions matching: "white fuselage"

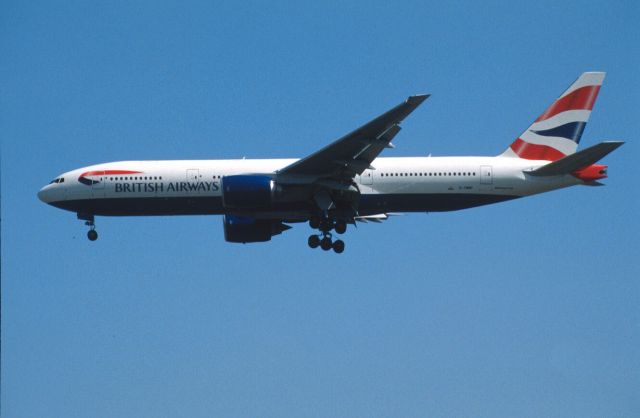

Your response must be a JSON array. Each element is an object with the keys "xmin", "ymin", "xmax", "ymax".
[{"xmin": 38, "ymin": 155, "xmax": 582, "ymax": 218}]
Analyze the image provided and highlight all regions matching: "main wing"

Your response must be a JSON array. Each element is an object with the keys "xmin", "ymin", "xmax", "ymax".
[{"xmin": 278, "ymin": 94, "xmax": 429, "ymax": 179}]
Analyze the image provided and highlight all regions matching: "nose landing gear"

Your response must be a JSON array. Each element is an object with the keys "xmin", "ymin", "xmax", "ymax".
[{"xmin": 78, "ymin": 213, "xmax": 99, "ymax": 241}]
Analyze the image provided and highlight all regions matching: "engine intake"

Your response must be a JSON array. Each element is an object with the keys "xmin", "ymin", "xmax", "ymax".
[
  {"xmin": 221, "ymin": 175, "xmax": 274, "ymax": 209},
  {"xmin": 223, "ymin": 215, "xmax": 290, "ymax": 243}
]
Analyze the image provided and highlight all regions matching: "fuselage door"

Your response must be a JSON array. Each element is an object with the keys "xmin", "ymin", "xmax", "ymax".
[
  {"xmin": 360, "ymin": 169, "xmax": 373, "ymax": 185},
  {"xmin": 187, "ymin": 169, "xmax": 200, "ymax": 195},
  {"xmin": 187, "ymin": 169, "xmax": 199, "ymax": 182},
  {"xmin": 92, "ymin": 170, "xmax": 105, "ymax": 197},
  {"xmin": 480, "ymin": 165, "xmax": 493, "ymax": 185}
]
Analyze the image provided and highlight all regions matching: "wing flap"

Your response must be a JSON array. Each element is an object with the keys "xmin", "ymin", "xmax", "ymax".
[{"xmin": 355, "ymin": 213, "xmax": 401, "ymax": 223}]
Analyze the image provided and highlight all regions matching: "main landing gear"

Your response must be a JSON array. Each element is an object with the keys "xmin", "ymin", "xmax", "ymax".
[{"xmin": 307, "ymin": 217, "xmax": 347, "ymax": 254}]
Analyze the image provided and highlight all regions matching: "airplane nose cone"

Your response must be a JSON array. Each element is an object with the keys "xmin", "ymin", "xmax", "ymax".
[{"xmin": 38, "ymin": 186, "xmax": 51, "ymax": 203}]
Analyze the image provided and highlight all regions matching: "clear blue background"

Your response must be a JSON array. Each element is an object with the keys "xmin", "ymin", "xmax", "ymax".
[{"xmin": 2, "ymin": 1, "xmax": 638, "ymax": 416}]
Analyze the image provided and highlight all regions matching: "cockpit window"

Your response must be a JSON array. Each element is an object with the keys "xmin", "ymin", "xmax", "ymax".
[{"xmin": 49, "ymin": 177, "xmax": 65, "ymax": 184}]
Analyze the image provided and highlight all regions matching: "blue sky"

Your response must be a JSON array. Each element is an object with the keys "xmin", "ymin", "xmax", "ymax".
[{"xmin": 2, "ymin": 0, "xmax": 639, "ymax": 416}]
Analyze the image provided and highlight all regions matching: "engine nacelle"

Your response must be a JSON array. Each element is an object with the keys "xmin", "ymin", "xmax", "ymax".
[
  {"xmin": 223, "ymin": 215, "xmax": 291, "ymax": 243},
  {"xmin": 221, "ymin": 175, "xmax": 274, "ymax": 209}
]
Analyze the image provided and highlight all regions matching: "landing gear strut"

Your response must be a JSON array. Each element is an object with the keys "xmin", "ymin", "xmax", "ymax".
[
  {"xmin": 78, "ymin": 213, "xmax": 98, "ymax": 241},
  {"xmin": 86, "ymin": 220, "xmax": 98, "ymax": 241}
]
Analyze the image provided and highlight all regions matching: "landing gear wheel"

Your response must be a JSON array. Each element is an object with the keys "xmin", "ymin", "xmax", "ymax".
[
  {"xmin": 332, "ymin": 239, "xmax": 345, "ymax": 254},
  {"xmin": 320, "ymin": 237, "xmax": 332, "ymax": 251},
  {"xmin": 319, "ymin": 221, "xmax": 333, "ymax": 233},
  {"xmin": 87, "ymin": 229, "xmax": 98, "ymax": 241},
  {"xmin": 309, "ymin": 217, "xmax": 320, "ymax": 230},
  {"xmin": 334, "ymin": 220, "xmax": 347, "ymax": 234},
  {"xmin": 308, "ymin": 235, "xmax": 320, "ymax": 248}
]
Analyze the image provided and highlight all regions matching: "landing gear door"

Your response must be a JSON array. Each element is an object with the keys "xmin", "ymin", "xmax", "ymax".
[{"xmin": 91, "ymin": 170, "xmax": 105, "ymax": 198}]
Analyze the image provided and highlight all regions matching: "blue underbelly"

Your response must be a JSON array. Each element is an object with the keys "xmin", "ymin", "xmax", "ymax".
[{"xmin": 50, "ymin": 193, "xmax": 519, "ymax": 217}]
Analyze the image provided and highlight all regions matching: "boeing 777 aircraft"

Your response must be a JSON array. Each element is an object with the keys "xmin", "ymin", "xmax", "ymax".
[{"xmin": 38, "ymin": 72, "xmax": 623, "ymax": 253}]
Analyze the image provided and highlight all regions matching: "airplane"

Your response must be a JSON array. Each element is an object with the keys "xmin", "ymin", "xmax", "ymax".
[{"xmin": 38, "ymin": 72, "xmax": 623, "ymax": 253}]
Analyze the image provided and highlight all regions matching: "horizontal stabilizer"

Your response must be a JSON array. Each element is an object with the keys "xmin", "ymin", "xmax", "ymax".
[{"xmin": 527, "ymin": 141, "xmax": 624, "ymax": 176}]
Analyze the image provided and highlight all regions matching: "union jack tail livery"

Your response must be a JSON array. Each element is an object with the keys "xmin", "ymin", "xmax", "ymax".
[{"xmin": 502, "ymin": 72, "xmax": 605, "ymax": 161}]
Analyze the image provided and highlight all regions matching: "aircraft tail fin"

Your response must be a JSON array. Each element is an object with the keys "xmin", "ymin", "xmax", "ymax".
[{"xmin": 501, "ymin": 72, "xmax": 605, "ymax": 161}]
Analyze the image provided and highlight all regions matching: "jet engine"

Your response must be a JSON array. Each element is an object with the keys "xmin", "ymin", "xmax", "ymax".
[
  {"xmin": 223, "ymin": 215, "xmax": 291, "ymax": 243},
  {"xmin": 221, "ymin": 175, "xmax": 274, "ymax": 209}
]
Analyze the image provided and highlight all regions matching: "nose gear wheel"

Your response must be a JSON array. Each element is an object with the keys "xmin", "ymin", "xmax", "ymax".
[{"xmin": 79, "ymin": 213, "xmax": 99, "ymax": 241}]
